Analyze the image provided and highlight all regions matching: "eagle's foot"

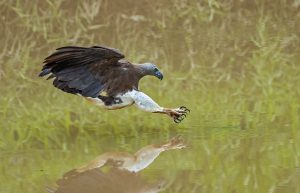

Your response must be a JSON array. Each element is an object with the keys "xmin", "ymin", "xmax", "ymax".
[
  {"xmin": 163, "ymin": 135, "xmax": 187, "ymax": 149},
  {"xmin": 165, "ymin": 106, "xmax": 190, "ymax": 123}
]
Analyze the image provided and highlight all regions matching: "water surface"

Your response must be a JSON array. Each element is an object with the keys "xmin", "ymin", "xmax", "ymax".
[{"xmin": 2, "ymin": 121, "xmax": 300, "ymax": 193}]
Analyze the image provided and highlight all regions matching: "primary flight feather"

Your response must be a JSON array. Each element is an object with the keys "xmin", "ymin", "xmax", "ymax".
[{"xmin": 39, "ymin": 45, "xmax": 189, "ymax": 123}]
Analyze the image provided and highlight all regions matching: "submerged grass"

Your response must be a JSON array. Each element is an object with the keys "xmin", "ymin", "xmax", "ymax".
[{"xmin": 0, "ymin": 0, "xmax": 300, "ymax": 192}]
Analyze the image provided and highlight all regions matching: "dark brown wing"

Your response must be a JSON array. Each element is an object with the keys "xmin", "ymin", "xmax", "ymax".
[{"xmin": 39, "ymin": 46, "xmax": 141, "ymax": 97}]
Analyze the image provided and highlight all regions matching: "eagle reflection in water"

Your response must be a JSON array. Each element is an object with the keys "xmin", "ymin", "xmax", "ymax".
[{"xmin": 47, "ymin": 136, "xmax": 186, "ymax": 193}]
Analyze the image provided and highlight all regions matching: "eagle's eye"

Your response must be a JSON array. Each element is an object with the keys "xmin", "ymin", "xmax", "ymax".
[{"xmin": 154, "ymin": 67, "xmax": 158, "ymax": 72}]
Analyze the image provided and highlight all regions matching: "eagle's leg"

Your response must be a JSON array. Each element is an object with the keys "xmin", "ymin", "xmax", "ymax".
[{"xmin": 128, "ymin": 90, "xmax": 189, "ymax": 123}]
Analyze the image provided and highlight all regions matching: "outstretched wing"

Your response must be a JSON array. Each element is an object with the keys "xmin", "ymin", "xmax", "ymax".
[{"xmin": 39, "ymin": 46, "xmax": 140, "ymax": 97}]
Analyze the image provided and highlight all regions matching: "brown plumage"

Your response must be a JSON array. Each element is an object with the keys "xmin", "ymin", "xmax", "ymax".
[{"xmin": 39, "ymin": 46, "xmax": 144, "ymax": 97}]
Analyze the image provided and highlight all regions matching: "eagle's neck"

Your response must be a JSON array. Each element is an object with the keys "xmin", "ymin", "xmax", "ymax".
[{"xmin": 133, "ymin": 64, "xmax": 150, "ymax": 79}]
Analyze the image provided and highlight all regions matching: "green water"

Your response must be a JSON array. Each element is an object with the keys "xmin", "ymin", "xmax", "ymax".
[{"xmin": 2, "ymin": 123, "xmax": 300, "ymax": 193}]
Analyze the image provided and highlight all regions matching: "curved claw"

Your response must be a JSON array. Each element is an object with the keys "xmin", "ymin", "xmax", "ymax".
[
  {"xmin": 179, "ymin": 106, "xmax": 190, "ymax": 113},
  {"xmin": 174, "ymin": 114, "xmax": 186, "ymax": 123},
  {"xmin": 179, "ymin": 106, "xmax": 187, "ymax": 110},
  {"xmin": 174, "ymin": 118, "xmax": 181, "ymax": 123}
]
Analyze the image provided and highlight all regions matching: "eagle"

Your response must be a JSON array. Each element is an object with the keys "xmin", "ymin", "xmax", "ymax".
[{"xmin": 39, "ymin": 45, "xmax": 190, "ymax": 123}]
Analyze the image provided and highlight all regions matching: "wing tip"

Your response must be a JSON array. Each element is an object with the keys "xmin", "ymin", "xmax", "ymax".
[{"xmin": 38, "ymin": 68, "xmax": 51, "ymax": 77}]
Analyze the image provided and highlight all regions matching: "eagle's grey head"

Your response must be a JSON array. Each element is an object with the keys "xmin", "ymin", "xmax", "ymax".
[{"xmin": 140, "ymin": 63, "xmax": 163, "ymax": 80}]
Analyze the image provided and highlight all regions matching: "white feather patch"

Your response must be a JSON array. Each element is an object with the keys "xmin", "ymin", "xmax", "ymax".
[{"xmin": 125, "ymin": 90, "xmax": 163, "ymax": 112}]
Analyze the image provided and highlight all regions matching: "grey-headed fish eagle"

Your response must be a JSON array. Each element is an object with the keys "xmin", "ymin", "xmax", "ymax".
[{"xmin": 39, "ymin": 46, "xmax": 190, "ymax": 123}]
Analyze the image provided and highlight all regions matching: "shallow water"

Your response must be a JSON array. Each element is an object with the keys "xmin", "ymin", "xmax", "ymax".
[{"xmin": 2, "ymin": 122, "xmax": 300, "ymax": 193}]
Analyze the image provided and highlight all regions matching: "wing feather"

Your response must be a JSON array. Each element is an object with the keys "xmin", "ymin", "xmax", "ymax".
[
  {"xmin": 82, "ymin": 81, "xmax": 104, "ymax": 97},
  {"xmin": 39, "ymin": 45, "xmax": 141, "ymax": 97}
]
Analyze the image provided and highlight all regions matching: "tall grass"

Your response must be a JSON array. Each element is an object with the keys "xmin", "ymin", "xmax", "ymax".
[
  {"xmin": 0, "ymin": 0, "xmax": 299, "ymax": 192},
  {"xmin": 1, "ymin": 0, "xmax": 299, "ymax": 148}
]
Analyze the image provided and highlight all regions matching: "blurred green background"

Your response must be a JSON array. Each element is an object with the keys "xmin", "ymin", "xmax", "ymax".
[{"xmin": 0, "ymin": 0, "xmax": 300, "ymax": 192}]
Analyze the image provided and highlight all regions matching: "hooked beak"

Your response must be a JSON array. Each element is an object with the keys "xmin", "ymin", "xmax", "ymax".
[{"xmin": 155, "ymin": 71, "xmax": 164, "ymax": 80}]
